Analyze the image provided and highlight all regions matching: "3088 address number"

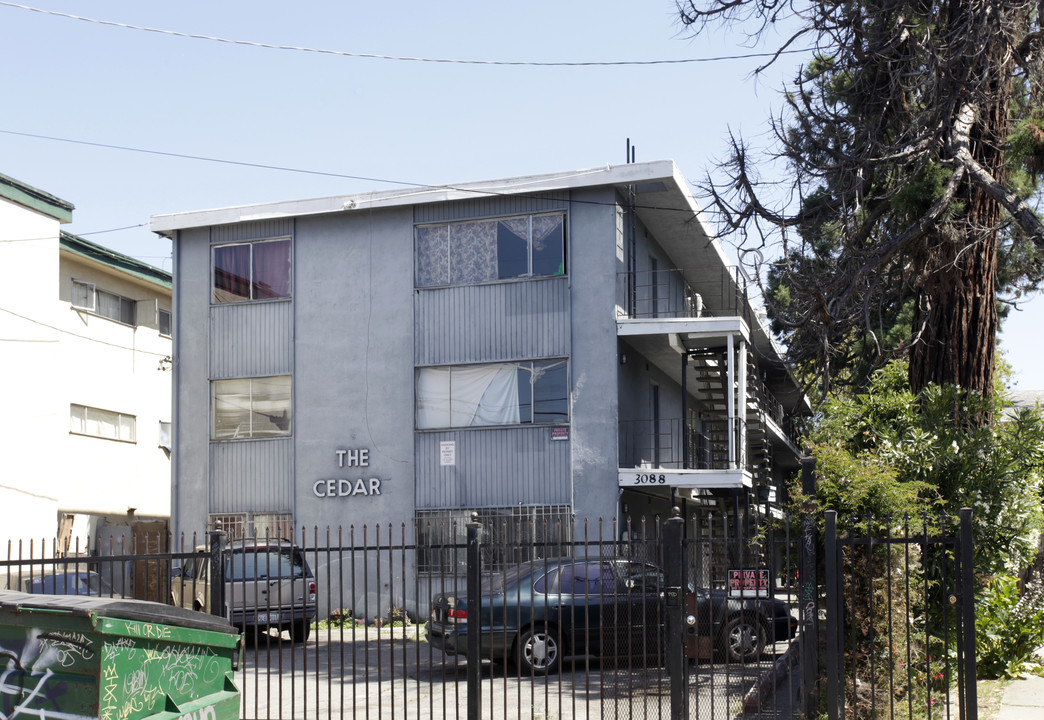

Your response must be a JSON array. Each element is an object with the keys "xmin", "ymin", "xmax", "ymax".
[{"xmin": 633, "ymin": 474, "xmax": 667, "ymax": 484}]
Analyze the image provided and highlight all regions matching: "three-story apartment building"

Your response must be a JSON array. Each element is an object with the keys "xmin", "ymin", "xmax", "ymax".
[{"xmin": 153, "ymin": 160, "xmax": 806, "ymax": 558}]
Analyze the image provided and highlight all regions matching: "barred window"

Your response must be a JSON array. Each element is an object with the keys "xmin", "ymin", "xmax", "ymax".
[
  {"xmin": 209, "ymin": 512, "xmax": 294, "ymax": 541},
  {"xmin": 416, "ymin": 505, "xmax": 572, "ymax": 574}
]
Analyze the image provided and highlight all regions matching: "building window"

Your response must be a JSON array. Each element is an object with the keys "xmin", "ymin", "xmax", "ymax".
[
  {"xmin": 158, "ymin": 309, "xmax": 172, "ymax": 337},
  {"xmin": 416, "ymin": 360, "xmax": 568, "ymax": 429},
  {"xmin": 212, "ymin": 237, "xmax": 292, "ymax": 303},
  {"xmin": 209, "ymin": 513, "xmax": 294, "ymax": 541},
  {"xmin": 415, "ymin": 212, "xmax": 565, "ymax": 287},
  {"xmin": 417, "ymin": 505, "xmax": 572, "ymax": 573},
  {"xmin": 212, "ymin": 375, "xmax": 292, "ymax": 439},
  {"xmin": 70, "ymin": 404, "xmax": 136, "ymax": 442},
  {"xmin": 71, "ymin": 280, "xmax": 137, "ymax": 325}
]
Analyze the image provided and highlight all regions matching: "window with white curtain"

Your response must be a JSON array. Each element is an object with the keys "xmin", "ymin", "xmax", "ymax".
[
  {"xmin": 416, "ymin": 360, "xmax": 568, "ymax": 429},
  {"xmin": 70, "ymin": 404, "xmax": 136, "ymax": 442},
  {"xmin": 212, "ymin": 375, "xmax": 292, "ymax": 439}
]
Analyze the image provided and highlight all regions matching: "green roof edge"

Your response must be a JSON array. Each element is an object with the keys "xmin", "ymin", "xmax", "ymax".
[
  {"xmin": 60, "ymin": 231, "xmax": 171, "ymax": 289},
  {"xmin": 0, "ymin": 172, "xmax": 75, "ymax": 223}
]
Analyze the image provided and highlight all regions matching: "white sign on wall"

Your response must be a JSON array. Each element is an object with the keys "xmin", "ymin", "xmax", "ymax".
[{"xmin": 440, "ymin": 441, "xmax": 456, "ymax": 467}]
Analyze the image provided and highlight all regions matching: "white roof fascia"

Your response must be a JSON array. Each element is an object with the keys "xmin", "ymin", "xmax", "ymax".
[{"xmin": 150, "ymin": 160, "xmax": 681, "ymax": 235}]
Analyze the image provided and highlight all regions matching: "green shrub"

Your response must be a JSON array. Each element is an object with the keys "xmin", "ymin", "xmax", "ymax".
[{"xmin": 975, "ymin": 574, "xmax": 1044, "ymax": 678}]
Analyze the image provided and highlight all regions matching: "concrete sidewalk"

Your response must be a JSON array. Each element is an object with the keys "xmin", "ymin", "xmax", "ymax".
[{"xmin": 997, "ymin": 674, "xmax": 1044, "ymax": 720}]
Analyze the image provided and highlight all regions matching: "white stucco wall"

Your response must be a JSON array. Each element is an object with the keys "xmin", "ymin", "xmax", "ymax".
[{"xmin": 0, "ymin": 193, "xmax": 172, "ymax": 551}]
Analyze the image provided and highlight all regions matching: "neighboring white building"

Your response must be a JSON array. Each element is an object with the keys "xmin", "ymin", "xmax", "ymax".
[{"xmin": 0, "ymin": 173, "xmax": 172, "ymax": 555}]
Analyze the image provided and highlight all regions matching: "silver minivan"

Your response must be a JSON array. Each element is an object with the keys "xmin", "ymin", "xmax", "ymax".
[{"xmin": 172, "ymin": 539, "xmax": 317, "ymax": 642}]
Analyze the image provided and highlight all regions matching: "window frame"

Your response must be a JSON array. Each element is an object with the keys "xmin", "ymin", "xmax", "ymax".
[
  {"xmin": 415, "ymin": 359, "xmax": 569, "ymax": 430},
  {"xmin": 71, "ymin": 280, "xmax": 137, "ymax": 326},
  {"xmin": 415, "ymin": 211, "xmax": 566, "ymax": 288},
  {"xmin": 211, "ymin": 236, "xmax": 293, "ymax": 304},
  {"xmin": 69, "ymin": 404, "xmax": 137, "ymax": 443},
  {"xmin": 158, "ymin": 309, "xmax": 172, "ymax": 337},
  {"xmin": 211, "ymin": 375, "xmax": 293, "ymax": 441}
]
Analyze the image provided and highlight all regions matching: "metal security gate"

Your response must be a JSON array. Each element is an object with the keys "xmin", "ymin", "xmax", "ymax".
[
  {"xmin": 822, "ymin": 510, "xmax": 978, "ymax": 720},
  {"xmin": 0, "ymin": 509, "xmax": 978, "ymax": 720}
]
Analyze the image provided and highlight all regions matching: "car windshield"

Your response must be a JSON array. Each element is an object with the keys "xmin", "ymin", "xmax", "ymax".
[{"xmin": 227, "ymin": 548, "xmax": 306, "ymax": 581}]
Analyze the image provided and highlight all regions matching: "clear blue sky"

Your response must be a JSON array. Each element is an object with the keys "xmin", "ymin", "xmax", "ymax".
[{"xmin": 3, "ymin": 1, "xmax": 1041, "ymax": 389}]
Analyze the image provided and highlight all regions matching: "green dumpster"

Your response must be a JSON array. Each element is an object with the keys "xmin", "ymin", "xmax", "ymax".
[{"xmin": 0, "ymin": 590, "xmax": 241, "ymax": 720}]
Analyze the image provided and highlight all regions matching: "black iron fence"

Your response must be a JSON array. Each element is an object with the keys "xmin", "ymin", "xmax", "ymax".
[{"xmin": 0, "ymin": 510, "xmax": 977, "ymax": 720}]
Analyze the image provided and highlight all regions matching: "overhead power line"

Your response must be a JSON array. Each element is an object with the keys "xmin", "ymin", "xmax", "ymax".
[
  {"xmin": 0, "ymin": 2, "xmax": 812, "ymax": 67},
  {"xmin": 0, "ymin": 306, "xmax": 170, "ymax": 359},
  {"xmin": 0, "ymin": 128, "xmax": 416, "ymax": 186},
  {"xmin": 0, "ymin": 128, "xmax": 706, "ymax": 218}
]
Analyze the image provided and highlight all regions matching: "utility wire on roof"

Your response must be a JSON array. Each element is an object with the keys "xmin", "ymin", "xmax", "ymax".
[
  {"xmin": 0, "ymin": 128, "xmax": 704, "ymax": 217},
  {"xmin": 0, "ymin": 2, "xmax": 812, "ymax": 67},
  {"xmin": 77, "ymin": 223, "xmax": 148, "ymax": 236}
]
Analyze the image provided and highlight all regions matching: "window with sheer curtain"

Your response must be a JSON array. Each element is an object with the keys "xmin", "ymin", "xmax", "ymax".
[
  {"xmin": 212, "ymin": 376, "xmax": 292, "ymax": 439},
  {"xmin": 416, "ymin": 360, "xmax": 568, "ymax": 429},
  {"xmin": 415, "ymin": 213, "xmax": 565, "ymax": 287},
  {"xmin": 69, "ymin": 404, "xmax": 136, "ymax": 442},
  {"xmin": 212, "ymin": 237, "xmax": 292, "ymax": 303}
]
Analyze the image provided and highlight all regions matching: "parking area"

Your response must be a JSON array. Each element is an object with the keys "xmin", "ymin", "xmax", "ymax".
[{"xmin": 235, "ymin": 626, "xmax": 798, "ymax": 720}]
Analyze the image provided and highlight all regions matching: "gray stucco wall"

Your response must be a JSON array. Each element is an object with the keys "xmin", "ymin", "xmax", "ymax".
[
  {"xmin": 292, "ymin": 209, "xmax": 415, "ymax": 533},
  {"xmin": 171, "ymin": 226, "xmax": 214, "ymax": 537},
  {"xmin": 568, "ymin": 188, "xmax": 624, "ymax": 527}
]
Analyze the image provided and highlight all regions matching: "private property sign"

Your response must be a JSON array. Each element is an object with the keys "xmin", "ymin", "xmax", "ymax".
[{"xmin": 727, "ymin": 568, "xmax": 770, "ymax": 598}]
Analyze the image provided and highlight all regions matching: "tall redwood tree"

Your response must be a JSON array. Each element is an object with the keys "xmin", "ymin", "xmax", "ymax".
[{"xmin": 678, "ymin": 1, "xmax": 1044, "ymax": 397}]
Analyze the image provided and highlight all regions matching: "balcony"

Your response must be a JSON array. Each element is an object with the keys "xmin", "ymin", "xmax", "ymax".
[
  {"xmin": 617, "ymin": 418, "xmax": 751, "ymax": 489},
  {"xmin": 616, "ymin": 268, "xmax": 750, "ymax": 322}
]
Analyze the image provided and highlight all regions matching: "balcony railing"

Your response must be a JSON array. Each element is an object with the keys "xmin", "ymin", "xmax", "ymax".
[
  {"xmin": 616, "ymin": 267, "xmax": 751, "ymax": 321},
  {"xmin": 618, "ymin": 417, "xmax": 742, "ymax": 470}
]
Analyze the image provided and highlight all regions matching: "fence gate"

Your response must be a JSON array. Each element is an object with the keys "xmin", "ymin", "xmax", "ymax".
[{"xmin": 822, "ymin": 509, "xmax": 978, "ymax": 720}]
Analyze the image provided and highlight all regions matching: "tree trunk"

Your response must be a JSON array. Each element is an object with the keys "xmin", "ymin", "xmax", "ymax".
[{"xmin": 908, "ymin": 14, "xmax": 1007, "ymax": 399}]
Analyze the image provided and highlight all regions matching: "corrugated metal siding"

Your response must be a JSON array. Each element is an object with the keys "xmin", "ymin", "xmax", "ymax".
[
  {"xmin": 210, "ymin": 220, "xmax": 293, "ymax": 244},
  {"xmin": 415, "ymin": 277, "xmax": 570, "ymax": 365},
  {"xmin": 209, "ymin": 438, "xmax": 294, "ymax": 513},
  {"xmin": 415, "ymin": 427, "xmax": 570, "ymax": 508},
  {"xmin": 413, "ymin": 193, "xmax": 568, "ymax": 224},
  {"xmin": 210, "ymin": 301, "xmax": 294, "ymax": 378}
]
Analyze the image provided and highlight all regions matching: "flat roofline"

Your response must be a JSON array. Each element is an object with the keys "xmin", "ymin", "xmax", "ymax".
[{"xmin": 150, "ymin": 160, "xmax": 685, "ymax": 234}]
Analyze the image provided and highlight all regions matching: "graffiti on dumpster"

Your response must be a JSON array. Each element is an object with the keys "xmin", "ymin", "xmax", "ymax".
[
  {"xmin": 39, "ymin": 632, "xmax": 95, "ymax": 669},
  {"xmin": 0, "ymin": 635, "xmax": 94, "ymax": 720},
  {"xmin": 102, "ymin": 638, "xmax": 136, "ymax": 664},
  {"xmin": 96, "ymin": 640, "xmax": 222, "ymax": 720},
  {"xmin": 119, "ymin": 623, "xmax": 172, "ymax": 642}
]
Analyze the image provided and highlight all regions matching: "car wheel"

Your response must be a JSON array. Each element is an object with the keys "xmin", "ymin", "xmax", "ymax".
[
  {"xmin": 517, "ymin": 625, "xmax": 561, "ymax": 675},
  {"xmin": 290, "ymin": 620, "xmax": 311, "ymax": 642},
  {"xmin": 721, "ymin": 614, "xmax": 765, "ymax": 663}
]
